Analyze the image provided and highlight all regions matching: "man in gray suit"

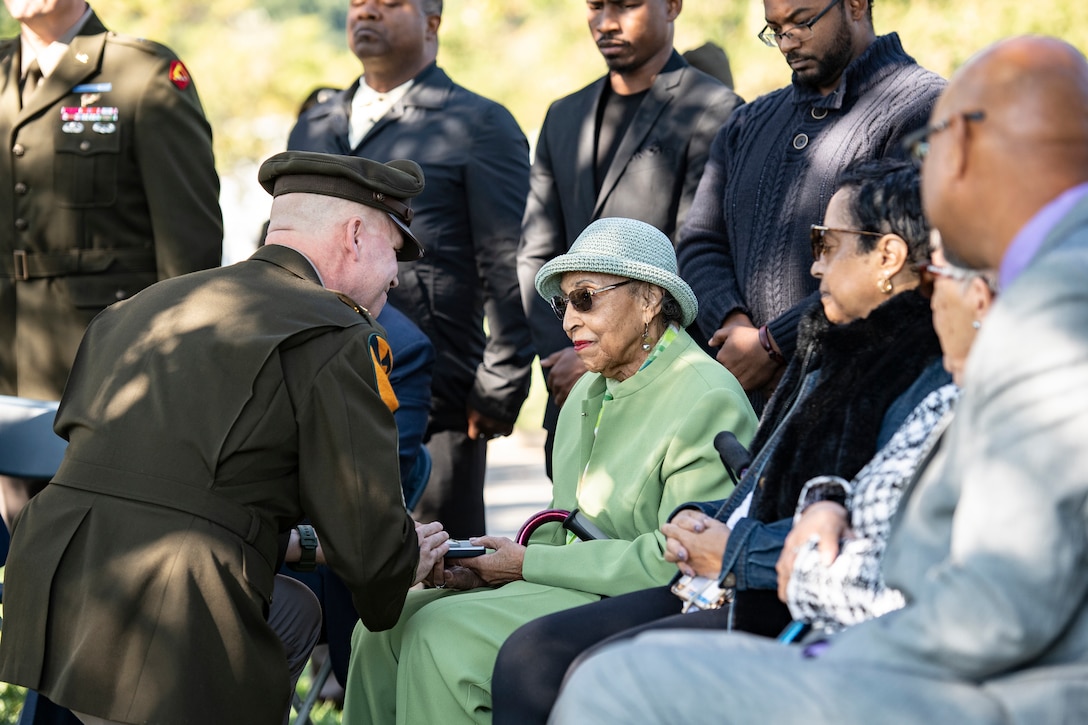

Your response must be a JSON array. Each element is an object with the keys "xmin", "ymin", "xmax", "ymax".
[
  {"xmin": 516, "ymin": 0, "xmax": 742, "ymax": 472},
  {"xmin": 550, "ymin": 35, "xmax": 1088, "ymax": 724}
]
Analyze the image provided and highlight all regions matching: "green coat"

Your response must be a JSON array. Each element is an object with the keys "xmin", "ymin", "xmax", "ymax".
[
  {"xmin": 343, "ymin": 328, "xmax": 758, "ymax": 724},
  {"xmin": 0, "ymin": 245, "xmax": 419, "ymax": 724},
  {"xmin": 0, "ymin": 10, "xmax": 222, "ymax": 400}
]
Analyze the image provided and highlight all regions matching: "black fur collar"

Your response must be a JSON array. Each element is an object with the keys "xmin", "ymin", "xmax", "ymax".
[{"xmin": 751, "ymin": 290, "xmax": 941, "ymax": 522}]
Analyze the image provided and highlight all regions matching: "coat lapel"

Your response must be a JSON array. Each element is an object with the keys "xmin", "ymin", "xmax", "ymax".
[
  {"xmin": 17, "ymin": 30, "xmax": 104, "ymax": 124},
  {"xmin": 572, "ymin": 78, "xmax": 604, "ymax": 226},
  {"xmin": 317, "ymin": 83, "xmax": 354, "ymax": 154},
  {"xmin": 593, "ymin": 61, "xmax": 682, "ymax": 216},
  {"xmin": 1, "ymin": 40, "xmax": 21, "ymax": 126},
  {"xmin": 357, "ymin": 64, "xmax": 450, "ymax": 149},
  {"xmin": 578, "ymin": 382, "xmax": 606, "ymax": 480}
]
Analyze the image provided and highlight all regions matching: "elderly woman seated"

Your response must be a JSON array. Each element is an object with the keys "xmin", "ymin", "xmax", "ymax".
[
  {"xmin": 778, "ymin": 233, "xmax": 999, "ymax": 633},
  {"xmin": 341, "ymin": 217, "xmax": 758, "ymax": 724},
  {"xmin": 491, "ymin": 157, "xmax": 946, "ymax": 724}
]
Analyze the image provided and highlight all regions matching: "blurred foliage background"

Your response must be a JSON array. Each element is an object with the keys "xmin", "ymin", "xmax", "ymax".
[
  {"xmin": 3, "ymin": 0, "xmax": 1088, "ymax": 259},
  {"xmin": 4, "ymin": 0, "xmax": 1087, "ymax": 192}
]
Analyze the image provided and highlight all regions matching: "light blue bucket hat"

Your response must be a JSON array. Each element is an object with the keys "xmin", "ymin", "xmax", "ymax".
[{"xmin": 535, "ymin": 217, "xmax": 698, "ymax": 327}]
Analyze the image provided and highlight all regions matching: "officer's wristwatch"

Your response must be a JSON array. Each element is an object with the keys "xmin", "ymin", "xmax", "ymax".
[{"xmin": 293, "ymin": 524, "xmax": 319, "ymax": 572}]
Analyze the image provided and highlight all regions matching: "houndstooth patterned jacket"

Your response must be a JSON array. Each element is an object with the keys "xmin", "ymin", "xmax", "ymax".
[{"xmin": 786, "ymin": 383, "xmax": 960, "ymax": 633}]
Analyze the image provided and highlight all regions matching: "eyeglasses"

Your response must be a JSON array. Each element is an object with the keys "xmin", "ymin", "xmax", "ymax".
[
  {"xmin": 549, "ymin": 279, "xmax": 633, "ymax": 320},
  {"xmin": 915, "ymin": 262, "xmax": 992, "ymax": 299},
  {"xmin": 903, "ymin": 111, "xmax": 986, "ymax": 166},
  {"xmin": 758, "ymin": 0, "xmax": 842, "ymax": 48},
  {"xmin": 810, "ymin": 225, "xmax": 885, "ymax": 261}
]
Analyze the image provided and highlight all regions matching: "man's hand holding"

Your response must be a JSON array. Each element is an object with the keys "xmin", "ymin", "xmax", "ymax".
[
  {"xmin": 414, "ymin": 520, "xmax": 451, "ymax": 586},
  {"xmin": 541, "ymin": 347, "xmax": 587, "ymax": 407},
  {"xmin": 467, "ymin": 407, "xmax": 514, "ymax": 441},
  {"xmin": 709, "ymin": 311, "xmax": 782, "ymax": 392}
]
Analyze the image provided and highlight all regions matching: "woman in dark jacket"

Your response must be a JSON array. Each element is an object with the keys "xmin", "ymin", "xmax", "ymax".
[{"xmin": 492, "ymin": 158, "xmax": 948, "ymax": 724}]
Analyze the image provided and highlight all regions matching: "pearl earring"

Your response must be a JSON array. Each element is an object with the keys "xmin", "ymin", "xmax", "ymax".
[
  {"xmin": 972, "ymin": 320, "xmax": 982, "ymax": 330},
  {"xmin": 641, "ymin": 323, "xmax": 652, "ymax": 351}
]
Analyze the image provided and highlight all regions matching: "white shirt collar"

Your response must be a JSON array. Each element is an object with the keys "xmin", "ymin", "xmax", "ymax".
[
  {"xmin": 20, "ymin": 3, "xmax": 94, "ymax": 77},
  {"xmin": 348, "ymin": 75, "xmax": 414, "ymax": 149}
]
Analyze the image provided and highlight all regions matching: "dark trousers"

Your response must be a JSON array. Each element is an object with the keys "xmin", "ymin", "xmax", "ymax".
[
  {"xmin": 412, "ymin": 428, "xmax": 487, "ymax": 538},
  {"xmin": 17, "ymin": 693, "xmax": 80, "ymax": 725},
  {"xmin": 491, "ymin": 585, "xmax": 789, "ymax": 724},
  {"xmin": 492, "ymin": 587, "xmax": 689, "ymax": 725},
  {"xmin": 280, "ymin": 565, "xmax": 358, "ymax": 685}
]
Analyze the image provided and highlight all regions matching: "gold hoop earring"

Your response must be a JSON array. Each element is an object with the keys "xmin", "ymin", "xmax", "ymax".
[{"xmin": 878, "ymin": 276, "xmax": 893, "ymax": 294}]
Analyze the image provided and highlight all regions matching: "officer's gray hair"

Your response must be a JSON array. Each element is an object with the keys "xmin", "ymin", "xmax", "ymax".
[{"xmin": 422, "ymin": 0, "xmax": 442, "ymax": 16}]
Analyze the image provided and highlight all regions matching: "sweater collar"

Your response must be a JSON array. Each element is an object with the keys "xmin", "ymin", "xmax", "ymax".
[{"xmin": 792, "ymin": 32, "xmax": 913, "ymax": 110}]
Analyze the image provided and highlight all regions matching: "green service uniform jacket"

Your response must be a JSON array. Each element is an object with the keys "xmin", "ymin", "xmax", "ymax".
[
  {"xmin": 0, "ymin": 245, "xmax": 419, "ymax": 724},
  {"xmin": 343, "ymin": 328, "xmax": 758, "ymax": 724},
  {"xmin": 0, "ymin": 9, "xmax": 222, "ymax": 400}
]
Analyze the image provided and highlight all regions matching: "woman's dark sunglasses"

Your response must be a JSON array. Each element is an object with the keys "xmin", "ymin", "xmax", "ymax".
[
  {"xmin": 549, "ymin": 279, "xmax": 633, "ymax": 320},
  {"xmin": 810, "ymin": 225, "xmax": 885, "ymax": 260}
]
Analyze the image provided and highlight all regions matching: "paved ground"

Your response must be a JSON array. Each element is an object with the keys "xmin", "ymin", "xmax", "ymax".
[{"xmin": 482, "ymin": 429, "xmax": 553, "ymax": 540}]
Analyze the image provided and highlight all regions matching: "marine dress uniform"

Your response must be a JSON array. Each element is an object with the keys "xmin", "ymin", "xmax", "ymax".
[{"xmin": 0, "ymin": 7, "xmax": 222, "ymax": 400}]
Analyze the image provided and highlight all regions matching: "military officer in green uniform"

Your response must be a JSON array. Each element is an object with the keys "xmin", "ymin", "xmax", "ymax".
[
  {"xmin": 0, "ymin": 150, "xmax": 451, "ymax": 725},
  {"xmin": 0, "ymin": 0, "xmax": 224, "ymax": 530}
]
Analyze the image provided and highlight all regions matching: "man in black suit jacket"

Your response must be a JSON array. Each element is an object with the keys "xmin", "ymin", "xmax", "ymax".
[
  {"xmin": 287, "ymin": 0, "xmax": 533, "ymax": 537},
  {"xmin": 516, "ymin": 0, "xmax": 743, "ymax": 474}
]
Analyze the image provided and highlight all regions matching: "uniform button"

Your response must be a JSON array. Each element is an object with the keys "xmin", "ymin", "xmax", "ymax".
[
  {"xmin": 793, "ymin": 133, "xmax": 809, "ymax": 150},
  {"xmin": 14, "ymin": 183, "xmax": 27, "ymax": 195},
  {"xmin": 811, "ymin": 107, "xmax": 828, "ymax": 120},
  {"xmin": 12, "ymin": 144, "xmax": 25, "ymax": 157},
  {"xmin": 14, "ymin": 218, "xmax": 28, "ymax": 230},
  {"xmin": 79, "ymin": 140, "xmax": 91, "ymax": 151}
]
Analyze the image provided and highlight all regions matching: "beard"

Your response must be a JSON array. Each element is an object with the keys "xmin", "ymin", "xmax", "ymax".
[{"xmin": 788, "ymin": 8, "xmax": 856, "ymax": 92}]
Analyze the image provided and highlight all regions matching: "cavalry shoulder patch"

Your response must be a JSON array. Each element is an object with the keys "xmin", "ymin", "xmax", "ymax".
[{"xmin": 369, "ymin": 333, "xmax": 399, "ymax": 413}]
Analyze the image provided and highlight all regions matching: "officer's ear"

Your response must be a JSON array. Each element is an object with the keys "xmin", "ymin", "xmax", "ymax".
[{"xmin": 344, "ymin": 217, "xmax": 364, "ymax": 260}]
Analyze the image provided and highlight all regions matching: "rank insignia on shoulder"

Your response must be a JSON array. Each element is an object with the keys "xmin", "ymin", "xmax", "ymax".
[{"xmin": 169, "ymin": 60, "xmax": 191, "ymax": 90}]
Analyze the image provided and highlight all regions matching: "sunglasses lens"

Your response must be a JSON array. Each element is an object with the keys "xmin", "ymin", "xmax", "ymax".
[
  {"xmin": 810, "ymin": 228, "xmax": 824, "ymax": 260},
  {"xmin": 569, "ymin": 288, "xmax": 594, "ymax": 313},
  {"xmin": 550, "ymin": 296, "xmax": 568, "ymax": 319}
]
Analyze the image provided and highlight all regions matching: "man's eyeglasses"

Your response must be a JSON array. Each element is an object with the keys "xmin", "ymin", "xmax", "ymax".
[
  {"xmin": 549, "ymin": 279, "xmax": 633, "ymax": 320},
  {"xmin": 915, "ymin": 262, "xmax": 995, "ymax": 299},
  {"xmin": 903, "ymin": 111, "xmax": 986, "ymax": 166},
  {"xmin": 758, "ymin": 0, "xmax": 842, "ymax": 48},
  {"xmin": 810, "ymin": 225, "xmax": 885, "ymax": 260}
]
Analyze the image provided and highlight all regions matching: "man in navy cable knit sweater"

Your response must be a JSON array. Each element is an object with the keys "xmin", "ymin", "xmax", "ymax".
[{"xmin": 677, "ymin": 0, "xmax": 943, "ymax": 410}]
